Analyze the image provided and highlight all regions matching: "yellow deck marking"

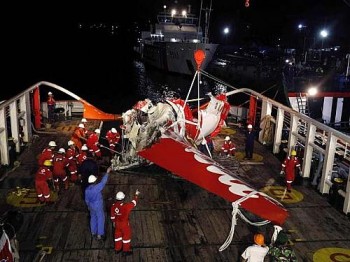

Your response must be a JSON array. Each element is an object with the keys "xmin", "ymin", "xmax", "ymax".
[
  {"xmin": 261, "ymin": 186, "xmax": 304, "ymax": 203},
  {"xmin": 41, "ymin": 246, "xmax": 53, "ymax": 254},
  {"xmin": 313, "ymin": 247, "xmax": 350, "ymax": 262},
  {"xmin": 235, "ymin": 152, "xmax": 263, "ymax": 162},
  {"xmin": 6, "ymin": 188, "xmax": 58, "ymax": 207},
  {"xmin": 219, "ymin": 127, "xmax": 236, "ymax": 136}
]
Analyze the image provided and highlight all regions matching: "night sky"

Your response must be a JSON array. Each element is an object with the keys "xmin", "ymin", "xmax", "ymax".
[{"xmin": 2, "ymin": 0, "xmax": 349, "ymax": 99}]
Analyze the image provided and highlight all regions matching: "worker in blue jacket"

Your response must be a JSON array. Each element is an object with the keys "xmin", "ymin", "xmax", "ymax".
[{"xmin": 85, "ymin": 166, "xmax": 111, "ymax": 240}]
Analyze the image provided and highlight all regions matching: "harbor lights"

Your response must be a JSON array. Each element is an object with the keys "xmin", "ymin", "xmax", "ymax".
[
  {"xmin": 223, "ymin": 27, "xmax": 230, "ymax": 44},
  {"xmin": 319, "ymin": 29, "xmax": 329, "ymax": 48}
]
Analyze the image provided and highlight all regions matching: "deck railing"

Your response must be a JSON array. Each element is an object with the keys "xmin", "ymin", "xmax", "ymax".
[
  {"xmin": 1, "ymin": 81, "xmax": 350, "ymax": 214},
  {"xmin": 226, "ymin": 87, "xmax": 350, "ymax": 214},
  {"xmin": 0, "ymin": 81, "xmax": 84, "ymax": 170}
]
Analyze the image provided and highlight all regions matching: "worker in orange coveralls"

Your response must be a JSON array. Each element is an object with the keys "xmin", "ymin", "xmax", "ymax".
[
  {"xmin": 280, "ymin": 150, "xmax": 301, "ymax": 192},
  {"xmin": 66, "ymin": 140, "xmax": 79, "ymax": 183},
  {"xmin": 110, "ymin": 189, "xmax": 140, "ymax": 255},
  {"xmin": 221, "ymin": 136, "xmax": 236, "ymax": 157},
  {"xmin": 71, "ymin": 123, "xmax": 86, "ymax": 151},
  {"xmin": 105, "ymin": 127, "xmax": 120, "ymax": 157},
  {"xmin": 52, "ymin": 148, "xmax": 69, "ymax": 191},
  {"xmin": 38, "ymin": 140, "xmax": 56, "ymax": 166},
  {"xmin": 87, "ymin": 129, "xmax": 101, "ymax": 158},
  {"xmin": 35, "ymin": 160, "xmax": 53, "ymax": 204}
]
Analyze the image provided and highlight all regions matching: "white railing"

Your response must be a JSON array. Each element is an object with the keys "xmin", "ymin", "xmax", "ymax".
[
  {"xmin": 225, "ymin": 87, "xmax": 350, "ymax": 214},
  {"xmin": 0, "ymin": 81, "xmax": 84, "ymax": 169}
]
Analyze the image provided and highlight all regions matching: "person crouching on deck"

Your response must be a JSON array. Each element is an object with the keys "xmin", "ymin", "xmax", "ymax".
[
  {"xmin": 85, "ymin": 167, "xmax": 111, "ymax": 241},
  {"xmin": 35, "ymin": 160, "xmax": 54, "ymax": 204},
  {"xmin": 280, "ymin": 150, "xmax": 301, "ymax": 192},
  {"xmin": 221, "ymin": 136, "xmax": 236, "ymax": 157},
  {"xmin": 110, "ymin": 189, "xmax": 140, "ymax": 255}
]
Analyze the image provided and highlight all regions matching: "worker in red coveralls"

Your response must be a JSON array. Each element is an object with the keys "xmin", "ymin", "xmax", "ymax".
[
  {"xmin": 35, "ymin": 160, "xmax": 53, "ymax": 204},
  {"xmin": 71, "ymin": 123, "xmax": 86, "ymax": 151},
  {"xmin": 105, "ymin": 127, "xmax": 120, "ymax": 157},
  {"xmin": 221, "ymin": 136, "xmax": 236, "ymax": 157},
  {"xmin": 110, "ymin": 189, "xmax": 140, "ymax": 255},
  {"xmin": 47, "ymin": 91, "xmax": 56, "ymax": 123},
  {"xmin": 66, "ymin": 140, "xmax": 79, "ymax": 183},
  {"xmin": 77, "ymin": 144, "xmax": 88, "ymax": 166},
  {"xmin": 280, "ymin": 150, "xmax": 301, "ymax": 192},
  {"xmin": 87, "ymin": 129, "xmax": 101, "ymax": 158},
  {"xmin": 52, "ymin": 148, "xmax": 69, "ymax": 191},
  {"xmin": 38, "ymin": 140, "xmax": 56, "ymax": 166}
]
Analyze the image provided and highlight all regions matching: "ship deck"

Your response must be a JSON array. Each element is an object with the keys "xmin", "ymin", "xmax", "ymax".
[{"xmin": 0, "ymin": 118, "xmax": 349, "ymax": 262}]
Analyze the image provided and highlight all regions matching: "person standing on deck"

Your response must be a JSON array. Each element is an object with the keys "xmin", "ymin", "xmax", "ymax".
[
  {"xmin": 280, "ymin": 150, "xmax": 301, "ymax": 192},
  {"xmin": 80, "ymin": 118, "xmax": 92, "ymax": 137},
  {"xmin": 76, "ymin": 144, "xmax": 88, "ymax": 166},
  {"xmin": 110, "ymin": 189, "xmax": 140, "ymax": 255},
  {"xmin": 47, "ymin": 92, "xmax": 56, "ymax": 123},
  {"xmin": 87, "ymin": 129, "xmax": 101, "ymax": 158},
  {"xmin": 79, "ymin": 150, "xmax": 99, "ymax": 199},
  {"xmin": 268, "ymin": 231, "xmax": 298, "ymax": 261},
  {"xmin": 38, "ymin": 140, "xmax": 56, "ymax": 166},
  {"xmin": 244, "ymin": 124, "xmax": 256, "ymax": 160},
  {"xmin": 85, "ymin": 167, "xmax": 111, "ymax": 240},
  {"xmin": 66, "ymin": 140, "xmax": 79, "ymax": 183},
  {"xmin": 105, "ymin": 127, "xmax": 120, "ymax": 157},
  {"xmin": 241, "ymin": 233, "xmax": 269, "ymax": 262},
  {"xmin": 221, "ymin": 136, "xmax": 236, "ymax": 157},
  {"xmin": 52, "ymin": 148, "xmax": 69, "ymax": 191},
  {"xmin": 71, "ymin": 123, "xmax": 86, "ymax": 151},
  {"xmin": 35, "ymin": 160, "xmax": 54, "ymax": 204}
]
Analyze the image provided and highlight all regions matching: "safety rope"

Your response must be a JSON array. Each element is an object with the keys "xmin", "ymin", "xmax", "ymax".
[{"xmin": 219, "ymin": 190, "xmax": 270, "ymax": 252}]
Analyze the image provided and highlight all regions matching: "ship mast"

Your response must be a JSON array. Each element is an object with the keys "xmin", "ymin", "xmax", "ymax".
[{"xmin": 201, "ymin": 0, "xmax": 213, "ymax": 44}]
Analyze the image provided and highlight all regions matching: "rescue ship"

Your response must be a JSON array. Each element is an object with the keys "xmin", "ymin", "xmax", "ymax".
[{"xmin": 0, "ymin": 49, "xmax": 349, "ymax": 261}]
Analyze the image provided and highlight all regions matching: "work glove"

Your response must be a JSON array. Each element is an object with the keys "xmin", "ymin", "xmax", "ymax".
[{"xmin": 135, "ymin": 189, "xmax": 140, "ymax": 196}]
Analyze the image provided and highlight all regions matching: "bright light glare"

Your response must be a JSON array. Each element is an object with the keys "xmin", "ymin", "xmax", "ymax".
[
  {"xmin": 308, "ymin": 86, "xmax": 318, "ymax": 96},
  {"xmin": 223, "ymin": 27, "xmax": 229, "ymax": 34},
  {"xmin": 320, "ymin": 29, "xmax": 328, "ymax": 38}
]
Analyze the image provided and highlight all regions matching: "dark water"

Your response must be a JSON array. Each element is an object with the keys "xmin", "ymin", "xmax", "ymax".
[
  {"xmin": 4, "ymin": 31, "xmax": 210, "ymax": 115},
  {"xmin": 3, "ymin": 31, "xmax": 284, "ymax": 115}
]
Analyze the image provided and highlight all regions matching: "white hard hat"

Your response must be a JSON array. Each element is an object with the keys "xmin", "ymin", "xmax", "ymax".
[
  {"xmin": 81, "ymin": 118, "xmax": 87, "ymax": 123},
  {"xmin": 78, "ymin": 123, "xmax": 85, "ymax": 128},
  {"xmin": 94, "ymin": 129, "xmax": 100, "ymax": 134},
  {"xmin": 81, "ymin": 144, "xmax": 88, "ymax": 151},
  {"xmin": 225, "ymin": 136, "xmax": 230, "ymax": 141},
  {"xmin": 68, "ymin": 140, "xmax": 75, "ymax": 146},
  {"xmin": 248, "ymin": 124, "xmax": 253, "ymax": 128},
  {"xmin": 48, "ymin": 141, "xmax": 57, "ymax": 147},
  {"xmin": 48, "ymin": 92, "xmax": 52, "ymax": 95},
  {"xmin": 58, "ymin": 148, "xmax": 66, "ymax": 154},
  {"xmin": 116, "ymin": 191, "xmax": 125, "ymax": 200},
  {"xmin": 111, "ymin": 128, "xmax": 117, "ymax": 133},
  {"xmin": 88, "ymin": 175, "xmax": 97, "ymax": 183}
]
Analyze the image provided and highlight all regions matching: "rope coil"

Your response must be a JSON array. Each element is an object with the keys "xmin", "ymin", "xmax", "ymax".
[{"xmin": 219, "ymin": 190, "xmax": 270, "ymax": 252}]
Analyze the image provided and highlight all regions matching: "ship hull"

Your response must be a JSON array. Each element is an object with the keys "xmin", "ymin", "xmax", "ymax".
[{"xmin": 142, "ymin": 42, "xmax": 218, "ymax": 75}]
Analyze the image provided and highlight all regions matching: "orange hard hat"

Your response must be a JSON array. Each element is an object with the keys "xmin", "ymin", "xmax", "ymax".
[{"xmin": 254, "ymin": 233, "xmax": 265, "ymax": 246}]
